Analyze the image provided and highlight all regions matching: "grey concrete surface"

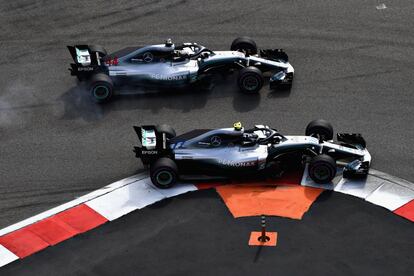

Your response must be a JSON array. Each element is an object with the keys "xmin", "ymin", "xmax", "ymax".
[{"xmin": 0, "ymin": 0, "xmax": 413, "ymax": 274}]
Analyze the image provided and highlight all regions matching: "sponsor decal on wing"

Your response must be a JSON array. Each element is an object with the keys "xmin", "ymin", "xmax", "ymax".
[
  {"xmin": 141, "ymin": 150, "xmax": 158, "ymax": 155},
  {"xmin": 77, "ymin": 67, "xmax": 94, "ymax": 71}
]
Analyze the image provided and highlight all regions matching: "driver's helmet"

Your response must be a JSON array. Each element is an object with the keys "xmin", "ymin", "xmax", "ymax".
[
  {"xmin": 233, "ymin": 122, "xmax": 243, "ymax": 131},
  {"xmin": 165, "ymin": 38, "xmax": 173, "ymax": 47}
]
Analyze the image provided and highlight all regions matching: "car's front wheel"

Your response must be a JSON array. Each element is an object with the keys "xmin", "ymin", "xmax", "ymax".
[
  {"xmin": 308, "ymin": 154, "xmax": 337, "ymax": 184},
  {"xmin": 150, "ymin": 158, "xmax": 178, "ymax": 189},
  {"xmin": 237, "ymin": 66, "xmax": 264, "ymax": 94}
]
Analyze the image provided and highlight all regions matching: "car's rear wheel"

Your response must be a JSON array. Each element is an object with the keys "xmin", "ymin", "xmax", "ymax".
[
  {"xmin": 305, "ymin": 119, "xmax": 334, "ymax": 141},
  {"xmin": 230, "ymin": 37, "xmax": 257, "ymax": 55},
  {"xmin": 155, "ymin": 124, "xmax": 176, "ymax": 139},
  {"xmin": 89, "ymin": 45, "xmax": 107, "ymax": 58},
  {"xmin": 150, "ymin": 158, "xmax": 178, "ymax": 189},
  {"xmin": 308, "ymin": 154, "xmax": 337, "ymax": 184},
  {"xmin": 89, "ymin": 73, "xmax": 113, "ymax": 103},
  {"xmin": 237, "ymin": 66, "xmax": 264, "ymax": 94}
]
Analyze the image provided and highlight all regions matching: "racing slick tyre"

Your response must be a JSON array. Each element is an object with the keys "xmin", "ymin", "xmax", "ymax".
[
  {"xmin": 308, "ymin": 154, "xmax": 337, "ymax": 184},
  {"xmin": 305, "ymin": 119, "xmax": 334, "ymax": 141},
  {"xmin": 238, "ymin": 66, "xmax": 264, "ymax": 94},
  {"xmin": 89, "ymin": 73, "xmax": 113, "ymax": 103},
  {"xmin": 231, "ymin": 37, "xmax": 258, "ymax": 55},
  {"xmin": 88, "ymin": 45, "xmax": 107, "ymax": 57},
  {"xmin": 150, "ymin": 158, "xmax": 178, "ymax": 189},
  {"xmin": 155, "ymin": 124, "xmax": 176, "ymax": 139}
]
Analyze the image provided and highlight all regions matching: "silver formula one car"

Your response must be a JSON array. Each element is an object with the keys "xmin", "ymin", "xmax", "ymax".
[
  {"xmin": 68, "ymin": 37, "xmax": 294, "ymax": 103},
  {"xmin": 133, "ymin": 120, "xmax": 371, "ymax": 188}
]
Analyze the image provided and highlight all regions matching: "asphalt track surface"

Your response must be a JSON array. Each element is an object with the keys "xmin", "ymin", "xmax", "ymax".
[{"xmin": 0, "ymin": 0, "xmax": 413, "ymax": 274}]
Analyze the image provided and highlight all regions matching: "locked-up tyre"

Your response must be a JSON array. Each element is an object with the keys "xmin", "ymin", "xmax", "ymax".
[
  {"xmin": 150, "ymin": 157, "xmax": 178, "ymax": 189},
  {"xmin": 89, "ymin": 73, "xmax": 113, "ymax": 103}
]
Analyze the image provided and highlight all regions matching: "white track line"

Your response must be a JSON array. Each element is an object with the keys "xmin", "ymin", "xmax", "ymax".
[
  {"xmin": 301, "ymin": 167, "xmax": 414, "ymax": 212},
  {"xmin": 0, "ymin": 245, "xmax": 18, "ymax": 267},
  {"xmin": 369, "ymin": 169, "xmax": 414, "ymax": 192},
  {"xmin": 86, "ymin": 178, "xmax": 197, "ymax": 221},
  {"xmin": 365, "ymin": 183, "xmax": 414, "ymax": 211},
  {"xmin": 0, "ymin": 173, "xmax": 148, "ymax": 237},
  {"xmin": 0, "ymin": 173, "xmax": 197, "ymax": 268},
  {"xmin": 334, "ymin": 176, "xmax": 385, "ymax": 199},
  {"xmin": 2, "ymin": 169, "xmax": 413, "ymax": 238}
]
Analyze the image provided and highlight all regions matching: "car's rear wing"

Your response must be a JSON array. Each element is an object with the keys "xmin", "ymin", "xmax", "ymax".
[
  {"xmin": 133, "ymin": 126, "xmax": 171, "ymax": 165},
  {"xmin": 67, "ymin": 45, "xmax": 108, "ymax": 80}
]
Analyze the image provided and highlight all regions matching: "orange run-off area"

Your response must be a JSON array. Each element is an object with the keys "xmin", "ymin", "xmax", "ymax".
[{"xmin": 214, "ymin": 184, "xmax": 323, "ymax": 219}]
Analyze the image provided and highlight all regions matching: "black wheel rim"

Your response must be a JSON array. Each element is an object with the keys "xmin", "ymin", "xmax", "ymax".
[
  {"xmin": 156, "ymin": 171, "xmax": 173, "ymax": 186},
  {"xmin": 243, "ymin": 75, "xmax": 259, "ymax": 91},
  {"xmin": 93, "ymin": 85, "xmax": 109, "ymax": 99},
  {"xmin": 313, "ymin": 165, "xmax": 331, "ymax": 181}
]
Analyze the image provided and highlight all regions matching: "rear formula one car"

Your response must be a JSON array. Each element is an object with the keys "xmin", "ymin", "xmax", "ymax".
[
  {"xmin": 67, "ymin": 37, "xmax": 294, "ymax": 103},
  {"xmin": 132, "ymin": 120, "xmax": 371, "ymax": 188}
]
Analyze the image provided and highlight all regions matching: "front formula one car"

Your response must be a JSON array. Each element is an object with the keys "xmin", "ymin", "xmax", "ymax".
[
  {"xmin": 133, "ymin": 120, "xmax": 371, "ymax": 188},
  {"xmin": 67, "ymin": 37, "xmax": 294, "ymax": 103}
]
